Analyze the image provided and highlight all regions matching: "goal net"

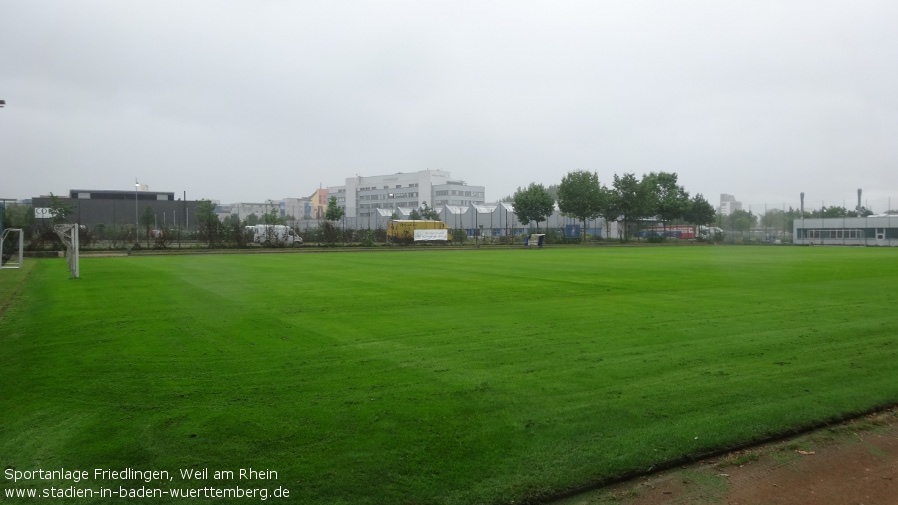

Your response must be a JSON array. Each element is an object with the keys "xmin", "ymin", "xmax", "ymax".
[
  {"xmin": 0, "ymin": 228, "xmax": 24, "ymax": 270},
  {"xmin": 54, "ymin": 224, "xmax": 80, "ymax": 279}
]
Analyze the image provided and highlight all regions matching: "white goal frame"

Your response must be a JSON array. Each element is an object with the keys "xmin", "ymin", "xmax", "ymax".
[
  {"xmin": 54, "ymin": 224, "xmax": 80, "ymax": 279},
  {"xmin": 0, "ymin": 228, "xmax": 24, "ymax": 270}
]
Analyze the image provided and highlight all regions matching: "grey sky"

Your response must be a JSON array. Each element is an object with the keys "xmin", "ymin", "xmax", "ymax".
[{"xmin": 2, "ymin": 0, "xmax": 897, "ymax": 212}]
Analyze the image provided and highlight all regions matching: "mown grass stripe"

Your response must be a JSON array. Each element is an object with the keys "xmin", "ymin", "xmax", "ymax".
[{"xmin": 1, "ymin": 246, "xmax": 896, "ymax": 504}]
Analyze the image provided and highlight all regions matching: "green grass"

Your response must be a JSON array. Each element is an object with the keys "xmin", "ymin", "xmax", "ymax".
[{"xmin": 1, "ymin": 246, "xmax": 897, "ymax": 504}]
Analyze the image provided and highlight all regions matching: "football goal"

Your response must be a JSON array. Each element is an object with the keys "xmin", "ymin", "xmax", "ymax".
[
  {"xmin": 0, "ymin": 228, "xmax": 24, "ymax": 270},
  {"xmin": 53, "ymin": 224, "xmax": 80, "ymax": 279}
]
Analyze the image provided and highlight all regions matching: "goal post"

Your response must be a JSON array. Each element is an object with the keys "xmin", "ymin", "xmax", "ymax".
[
  {"xmin": 0, "ymin": 228, "xmax": 24, "ymax": 270},
  {"xmin": 53, "ymin": 224, "xmax": 80, "ymax": 279}
]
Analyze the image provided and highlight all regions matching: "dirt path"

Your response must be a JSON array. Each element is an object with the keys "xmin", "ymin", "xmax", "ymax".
[{"xmin": 554, "ymin": 407, "xmax": 898, "ymax": 505}]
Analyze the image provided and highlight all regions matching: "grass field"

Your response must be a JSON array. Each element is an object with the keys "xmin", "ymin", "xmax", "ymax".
[{"xmin": 1, "ymin": 246, "xmax": 897, "ymax": 504}]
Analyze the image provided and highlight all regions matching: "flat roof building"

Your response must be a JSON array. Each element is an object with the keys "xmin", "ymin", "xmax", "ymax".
[
  {"xmin": 794, "ymin": 215, "xmax": 898, "ymax": 246},
  {"xmin": 329, "ymin": 169, "xmax": 485, "ymax": 220},
  {"xmin": 719, "ymin": 194, "xmax": 742, "ymax": 216},
  {"xmin": 32, "ymin": 189, "xmax": 202, "ymax": 230}
]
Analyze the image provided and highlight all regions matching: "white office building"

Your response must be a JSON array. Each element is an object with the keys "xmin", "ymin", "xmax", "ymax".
[
  {"xmin": 329, "ymin": 169, "xmax": 485, "ymax": 220},
  {"xmin": 719, "ymin": 194, "xmax": 743, "ymax": 216},
  {"xmin": 216, "ymin": 198, "xmax": 313, "ymax": 225}
]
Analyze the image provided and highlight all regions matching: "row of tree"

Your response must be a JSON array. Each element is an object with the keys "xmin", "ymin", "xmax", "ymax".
[
  {"xmin": 716, "ymin": 204, "xmax": 876, "ymax": 235},
  {"xmin": 511, "ymin": 171, "xmax": 717, "ymax": 241},
  {"xmin": 4, "ymin": 182, "xmax": 892, "ymax": 251}
]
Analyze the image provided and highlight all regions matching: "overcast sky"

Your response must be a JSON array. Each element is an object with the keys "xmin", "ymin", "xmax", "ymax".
[{"xmin": 2, "ymin": 0, "xmax": 897, "ymax": 211}]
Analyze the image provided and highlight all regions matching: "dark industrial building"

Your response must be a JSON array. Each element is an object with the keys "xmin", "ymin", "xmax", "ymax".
[{"xmin": 32, "ymin": 189, "xmax": 203, "ymax": 230}]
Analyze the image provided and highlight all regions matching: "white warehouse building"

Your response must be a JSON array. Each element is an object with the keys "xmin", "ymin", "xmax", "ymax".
[{"xmin": 794, "ymin": 215, "xmax": 898, "ymax": 246}]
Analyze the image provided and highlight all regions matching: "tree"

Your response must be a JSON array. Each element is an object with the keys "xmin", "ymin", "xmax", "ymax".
[
  {"xmin": 611, "ymin": 173, "xmax": 651, "ymax": 241},
  {"xmin": 221, "ymin": 214, "xmax": 247, "ymax": 248},
  {"xmin": 683, "ymin": 193, "xmax": 716, "ymax": 228},
  {"xmin": 811, "ymin": 206, "xmax": 852, "ymax": 218},
  {"xmin": 512, "ymin": 183, "xmax": 554, "ymax": 231},
  {"xmin": 325, "ymin": 196, "xmax": 344, "ymax": 222},
  {"xmin": 719, "ymin": 209, "xmax": 756, "ymax": 235},
  {"xmin": 2, "ymin": 203, "xmax": 34, "ymax": 233},
  {"xmin": 408, "ymin": 208, "xmax": 422, "ymax": 220},
  {"xmin": 48, "ymin": 193, "xmax": 74, "ymax": 224},
  {"xmin": 760, "ymin": 208, "xmax": 786, "ymax": 230},
  {"xmin": 262, "ymin": 201, "xmax": 286, "ymax": 225},
  {"xmin": 195, "ymin": 200, "xmax": 220, "ymax": 248},
  {"xmin": 140, "ymin": 205, "xmax": 155, "ymax": 247},
  {"xmin": 419, "ymin": 203, "xmax": 439, "ymax": 220},
  {"xmin": 323, "ymin": 196, "xmax": 344, "ymax": 246},
  {"xmin": 597, "ymin": 185, "xmax": 620, "ymax": 239},
  {"xmin": 259, "ymin": 202, "xmax": 288, "ymax": 245},
  {"xmin": 645, "ymin": 171, "xmax": 690, "ymax": 230},
  {"xmin": 557, "ymin": 170, "xmax": 604, "ymax": 242}
]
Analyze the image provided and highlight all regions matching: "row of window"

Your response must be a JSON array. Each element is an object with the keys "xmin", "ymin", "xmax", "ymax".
[
  {"xmin": 434, "ymin": 200, "xmax": 482, "ymax": 206},
  {"xmin": 358, "ymin": 202, "xmax": 417, "ymax": 209},
  {"xmin": 358, "ymin": 192, "xmax": 419, "ymax": 201},
  {"xmin": 802, "ymin": 228, "xmax": 894, "ymax": 239},
  {"xmin": 805, "ymin": 229, "xmax": 863, "ymax": 239},
  {"xmin": 359, "ymin": 183, "xmax": 419, "ymax": 191},
  {"xmin": 436, "ymin": 190, "xmax": 485, "ymax": 197}
]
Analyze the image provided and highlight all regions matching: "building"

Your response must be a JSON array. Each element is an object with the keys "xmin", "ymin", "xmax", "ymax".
[
  {"xmin": 216, "ymin": 198, "xmax": 313, "ymax": 224},
  {"xmin": 216, "ymin": 202, "xmax": 277, "ymax": 222},
  {"xmin": 32, "ymin": 189, "xmax": 202, "ymax": 230},
  {"xmin": 719, "ymin": 194, "xmax": 742, "ymax": 216},
  {"xmin": 329, "ymin": 169, "xmax": 485, "ymax": 220},
  {"xmin": 309, "ymin": 188, "xmax": 329, "ymax": 220},
  {"xmin": 334, "ymin": 199, "xmax": 616, "ymax": 240},
  {"xmin": 793, "ymin": 215, "xmax": 898, "ymax": 246}
]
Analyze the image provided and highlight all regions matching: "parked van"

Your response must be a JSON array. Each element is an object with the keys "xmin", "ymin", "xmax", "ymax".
[{"xmin": 245, "ymin": 225, "xmax": 302, "ymax": 246}]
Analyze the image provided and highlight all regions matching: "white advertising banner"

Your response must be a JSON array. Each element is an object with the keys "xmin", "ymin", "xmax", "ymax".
[
  {"xmin": 414, "ymin": 229, "xmax": 449, "ymax": 241},
  {"xmin": 34, "ymin": 208, "xmax": 53, "ymax": 219}
]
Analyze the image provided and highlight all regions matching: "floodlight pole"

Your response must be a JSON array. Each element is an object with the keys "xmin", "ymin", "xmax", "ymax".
[{"xmin": 135, "ymin": 178, "xmax": 139, "ymax": 231}]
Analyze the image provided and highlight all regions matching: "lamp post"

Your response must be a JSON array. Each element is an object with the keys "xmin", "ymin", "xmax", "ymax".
[
  {"xmin": 135, "ymin": 178, "xmax": 139, "ymax": 232},
  {"xmin": 386, "ymin": 193, "xmax": 393, "ymax": 229}
]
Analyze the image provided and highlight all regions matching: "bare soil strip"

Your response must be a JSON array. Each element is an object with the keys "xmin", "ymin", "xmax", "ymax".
[{"xmin": 554, "ymin": 407, "xmax": 898, "ymax": 505}]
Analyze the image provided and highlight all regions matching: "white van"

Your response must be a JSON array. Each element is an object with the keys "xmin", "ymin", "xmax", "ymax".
[{"xmin": 245, "ymin": 225, "xmax": 303, "ymax": 245}]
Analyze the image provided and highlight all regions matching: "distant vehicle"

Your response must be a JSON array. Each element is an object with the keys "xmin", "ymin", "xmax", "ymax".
[
  {"xmin": 637, "ymin": 226, "xmax": 696, "ymax": 239},
  {"xmin": 245, "ymin": 225, "xmax": 302, "ymax": 246},
  {"xmin": 697, "ymin": 226, "xmax": 724, "ymax": 240},
  {"xmin": 387, "ymin": 220, "xmax": 451, "ymax": 241}
]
